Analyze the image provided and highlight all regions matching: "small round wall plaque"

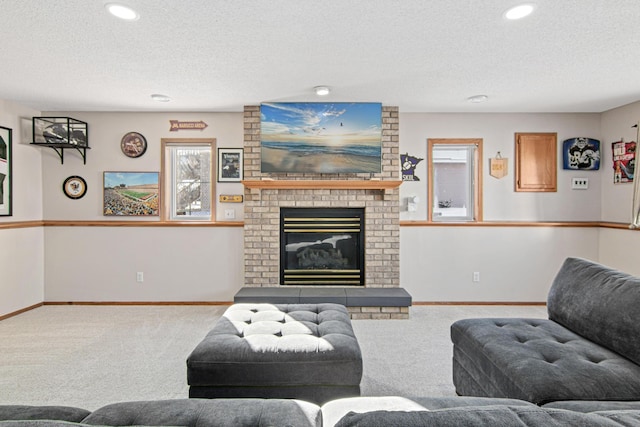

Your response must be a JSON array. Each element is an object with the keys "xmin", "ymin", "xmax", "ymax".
[
  {"xmin": 120, "ymin": 132, "xmax": 147, "ymax": 158},
  {"xmin": 63, "ymin": 176, "xmax": 87, "ymax": 199}
]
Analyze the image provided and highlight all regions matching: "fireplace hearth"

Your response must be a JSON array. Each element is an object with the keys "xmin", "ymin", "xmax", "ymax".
[{"xmin": 280, "ymin": 208, "xmax": 364, "ymax": 286}]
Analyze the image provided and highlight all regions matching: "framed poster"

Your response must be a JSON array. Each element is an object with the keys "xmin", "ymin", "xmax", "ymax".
[
  {"xmin": 612, "ymin": 140, "xmax": 636, "ymax": 183},
  {"xmin": 103, "ymin": 171, "xmax": 159, "ymax": 216},
  {"xmin": 260, "ymin": 102, "xmax": 382, "ymax": 174},
  {"xmin": 562, "ymin": 137, "xmax": 600, "ymax": 170},
  {"xmin": 0, "ymin": 126, "xmax": 12, "ymax": 216},
  {"xmin": 218, "ymin": 148, "xmax": 243, "ymax": 182}
]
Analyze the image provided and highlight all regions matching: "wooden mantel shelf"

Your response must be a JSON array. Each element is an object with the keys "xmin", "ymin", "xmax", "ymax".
[{"xmin": 241, "ymin": 180, "xmax": 402, "ymax": 191}]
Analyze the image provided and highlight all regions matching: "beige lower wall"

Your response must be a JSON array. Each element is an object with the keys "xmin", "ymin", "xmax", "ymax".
[
  {"xmin": 598, "ymin": 227, "xmax": 640, "ymax": 276},
  {"xmin": 400, "ymin": 225, "xmax": 600, "ymax": 302},
  {"xmin": 43, "ymin": 226, "xmax": 243, "ymax": 302},
  {"xmin": 33, "ymin": 223, "xmax": 609, "ymax": 307},
  {"xmin": 0, "ymin": 227, "xmax": 45, "ymax": 316}
]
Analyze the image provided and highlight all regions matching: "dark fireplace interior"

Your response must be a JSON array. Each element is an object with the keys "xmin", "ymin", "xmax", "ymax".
[{"xmin": 280, "ymin": 208, "xmax": 364, "ymax": 286}]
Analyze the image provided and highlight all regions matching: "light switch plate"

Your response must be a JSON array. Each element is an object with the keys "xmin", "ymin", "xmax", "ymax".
[{"xmin": 571, "ymin": 178, "xmax": 589, "ymax": 190}]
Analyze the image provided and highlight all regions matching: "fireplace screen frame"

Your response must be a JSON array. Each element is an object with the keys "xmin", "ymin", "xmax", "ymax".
[{"xmin": 280, "ymin": 207, "xmax": 365, "ymax": 286}]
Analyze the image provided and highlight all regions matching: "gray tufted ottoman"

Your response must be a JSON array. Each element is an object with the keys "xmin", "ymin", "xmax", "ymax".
[{"xmin": 186, "ymin": 303, "xmax": 363, "ymax": 404}]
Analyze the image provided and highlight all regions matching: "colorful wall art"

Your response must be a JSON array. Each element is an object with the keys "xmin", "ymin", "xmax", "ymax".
[
  {"xmin": 260, "ymin": 102, "xmax": 382, "ymax": 174},
  {"xmin": 612, "ymin": 140, "xmax": 636, "ymax": 183},
  {"xmin": 562, "ymin": 137, "xmax": 600, "ymax": 170}
]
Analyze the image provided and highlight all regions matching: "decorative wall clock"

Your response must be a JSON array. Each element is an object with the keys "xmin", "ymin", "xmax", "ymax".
[
  {"xmin": 120, "ymin": 132, "xmax": 147, "ymax": 158},
  {"xmin": 63, "ymin": 175, "xmax": 87, "ymax": 199}
]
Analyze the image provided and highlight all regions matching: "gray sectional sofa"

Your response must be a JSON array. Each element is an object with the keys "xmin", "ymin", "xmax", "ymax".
[
  {"xmin": 452, "ymin": 257, "xmax": 640, "ymax": 405},
  {"xmin": 4, "ymin": 396, "xmax": 640, "ymax": 426}
]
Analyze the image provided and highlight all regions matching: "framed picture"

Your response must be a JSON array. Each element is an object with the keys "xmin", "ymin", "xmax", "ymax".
[
  {"xmin": 0, "ymin": 126, "xmax": 12, "ymax": 216},
  {"xmin": 218, "ymin": 148, "xmax": 243, "ymax": 182},
  {"xmin": 120, "ymin": 132, "xmax": 147, "ymax": 158},
  {"xmin": 260, "ymin": 102, "xmax": 382, "ymax": 174},
  {"xmin": 103, "ymin": 171, "xmax": 159, "ymax": 216},
  {"xmin": 62, "ymin": 175, "xmax": 87, "ymax": 199},
  {"xmin": 612, "ymin": 140, "xmax": 636, "ymax": 184},
  {"xmin": 562, "ymin": 137, "xmax": 600, "ymax": 170}
]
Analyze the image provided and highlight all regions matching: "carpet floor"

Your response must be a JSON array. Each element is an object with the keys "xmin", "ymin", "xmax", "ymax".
[{"xmin": 0, "ymin": 304, "xmax": 546, "ymax": 410}]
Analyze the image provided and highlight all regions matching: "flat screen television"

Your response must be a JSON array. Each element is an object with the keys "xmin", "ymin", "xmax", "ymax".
[{"xmin": 260, "ymin": 102, "xmax": 382, "ymax": 174}]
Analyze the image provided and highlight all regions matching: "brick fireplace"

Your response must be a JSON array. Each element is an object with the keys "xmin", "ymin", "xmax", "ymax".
[{"xmin": 242, "ymin": 105, "xmax": 406, "ymax": 319}]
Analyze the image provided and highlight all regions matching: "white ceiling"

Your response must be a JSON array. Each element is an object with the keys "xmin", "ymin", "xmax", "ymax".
[{"xmin": 1, "ymin": 0, "xmax": 640, "ymax": 113}]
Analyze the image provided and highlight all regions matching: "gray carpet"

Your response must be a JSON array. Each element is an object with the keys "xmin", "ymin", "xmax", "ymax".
[{"xmin": 0, "ymin": 304, "xmax": 546, "ymax": 410}]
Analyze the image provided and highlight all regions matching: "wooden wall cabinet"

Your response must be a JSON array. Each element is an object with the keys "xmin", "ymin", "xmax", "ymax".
[{"xmin": 515, "ymin": 132, "xmax": 557, "ymax": 192}]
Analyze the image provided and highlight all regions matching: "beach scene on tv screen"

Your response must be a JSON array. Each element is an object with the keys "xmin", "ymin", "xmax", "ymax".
[{"xmin": 260, "ymin": 102, "xmax": 382, "ymax": 173}]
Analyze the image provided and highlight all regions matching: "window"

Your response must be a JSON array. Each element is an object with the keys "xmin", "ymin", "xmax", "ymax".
[
  {"xmin": 161, "ymin": 139, "xmax": 215, "ymax": 221},
  {"xmin": 427, "ymin": 138, "xmax": 482, "ymax": 222}
]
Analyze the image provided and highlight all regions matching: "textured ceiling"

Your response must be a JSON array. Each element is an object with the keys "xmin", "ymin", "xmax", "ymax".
[{"xmin": 1, "ymin": 0, "xmax": 640, "ymax": 113}]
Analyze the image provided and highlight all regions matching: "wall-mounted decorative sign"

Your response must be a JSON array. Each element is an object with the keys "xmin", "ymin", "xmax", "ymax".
[
  {"xmin": 62, "ymin": 175, "xmax": 87, "ymax": 199},
  {"xmin": 260, "ymin": 102, "xmax": 382, "ymax": 174},
  {"xmin": 120, "ymin": 132, "xmax": 147, "ymax": 158},
  {"xmin": 489, "ymin": 152, "xmax": 508, "ymax": 179},
  {"xmin": 218, "ymin": 148, "xmax": 243, "ymax": 182},
  {"xmin": 103, "ymin": 171, "xmax": 159, "ymax": 216},
  {"xmin": 219, "ymin": 195, "xmax": 243, "ymax": 203},
  {"xmin": 0, "ymin": 126, "xmax": 12, "ymax": 216},
  {"xmin": 401, "ymin": 152, "xmax": 423, "ymax": 181},
  {"xmin": 612, "ymin": 139, "xmax": 636, "ymax": 183},
  {"xmin": 169, "ymin": 120, "xmax": 208, "ymax": 132},
  {"xmin": 562, "ymin": 137, "xmax": 600, "ymax": 170}
]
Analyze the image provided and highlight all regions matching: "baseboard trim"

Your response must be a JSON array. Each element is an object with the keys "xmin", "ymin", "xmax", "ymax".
[
  {"xmin": 43, "ymin": 301, "xmax": 233, "ymax": 306},
  {"xmin": 413, "ymin": 301, "xmax": 546, "ymax": 306},
  {"xmin": 3, "ymin": 301, "xmax": 545, "ymax": 319},
  {"xmin": 0, "ymin": 302, "xmax": 44, "ymax": 321}
]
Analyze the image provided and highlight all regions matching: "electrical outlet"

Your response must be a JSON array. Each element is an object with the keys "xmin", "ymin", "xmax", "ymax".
[
  {"xmin": 224, "ymin": 209, "xmax": 236, "ymax": 219},
  {"xmin": 571, "ymin": 177, "xmax": 589, "ymax": 190},
  {"xmin": 136, "ymin": 272, "xmax": 144, "ymax": 282},
  {"xmin": 473, "ymin": 272, "xmax": 480, "ymax": 282}
]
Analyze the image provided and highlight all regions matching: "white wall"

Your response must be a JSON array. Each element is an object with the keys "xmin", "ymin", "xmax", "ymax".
[
  {"xmin": 401, "ymin": 226, "xmax": 599, "ymax": 302},
  {"xmin": 41, "ymin": 112, "xmax": 245, "ymax": 221},
  {"xmin": 0, "ymin": 100, "xmax": 45, "ymax": 316},
  {"xmin": 598, "ymin": 100, "xmax": 640, "ymax": 275},
  {"xmin": 38, "ymin": 111, "xmax": 246, "ymax": 302},
  {"xmin": 399, "ymin": 113, "xmax": 602, "ymax": 221},
  {"xmin": 397, "ymin": 112, "xmax": 605, "ymax": 301},
  {"xmin": 3, "ymin": 104, "xmax": 639, "ymax": 311},
  {"xmin": 600, "ymin": 101, "xmax": 640, "ymax": 223},
  {"xmin": 44, "ymin": 226, "xmax": 243, "ymax": 301}
]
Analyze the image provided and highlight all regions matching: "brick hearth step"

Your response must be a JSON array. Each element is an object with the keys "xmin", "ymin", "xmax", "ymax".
[{"xmin": 233, "ymin": 287, "xmax": 411, "ymax": 307}]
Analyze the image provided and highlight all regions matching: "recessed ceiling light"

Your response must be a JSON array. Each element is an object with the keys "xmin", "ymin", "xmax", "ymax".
[
  {"xmin": 467, "ymin": 95, "xmax": 488, "ymax": 103},
  {"xmin": 150, "ymin": 94, "xmax": 171, "ymax": 102},
  {"xmin": 314, "ymin": 86, "xmax": 330, "ymax": 96},
  {"xmin": 504, "ymin": 4, "xmax": 536, "ymax": 20},
  {"xmin": 105, "ymin": 3, "xmax": 140, "ymax": 21}
]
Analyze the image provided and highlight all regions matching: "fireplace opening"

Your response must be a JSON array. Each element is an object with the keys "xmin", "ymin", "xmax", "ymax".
[{"xmin": 280, "ymin": 208, "xmax": 364, "ymax": 286}]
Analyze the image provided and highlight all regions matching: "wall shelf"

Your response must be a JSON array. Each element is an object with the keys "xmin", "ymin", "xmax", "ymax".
[
  {"xmin": 242, "ymin": 180, "xmax": 402, "ymax": 191},
  {"xmin": 30, "ymin": 117, "xmax": 89, "ymax": 164},
  {"xmin": 29, "ymin": 143, "xmax": 90, "ymax": 165}
]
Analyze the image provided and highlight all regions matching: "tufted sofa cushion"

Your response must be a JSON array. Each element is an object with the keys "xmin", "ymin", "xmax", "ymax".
[
  {"xmin": 547, "ymin": 257, "xmax": 640, "ymax": 366},
  {"xmin": 82, "ymin": 398, "xmax": 321, "ymax": 427},
  {"xmin": 451, "ymin": 317, "xmax": 640, "ymax": 404},
  {"xmin": 187, "ymin": 303, "xmax": 362, "ymax": 404},
  {"xmin": 333, "ymin": 406, "xmax": 640, "ymax": 427},
  {"xmin": 0, "ymin": 406, "xmax": 90, "ymax": 422}
]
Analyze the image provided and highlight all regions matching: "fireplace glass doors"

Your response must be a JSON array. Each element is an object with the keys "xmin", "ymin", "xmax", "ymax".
[{"xmin": 280, "ymin": 208, "xmax": 364, "ymax": 286}]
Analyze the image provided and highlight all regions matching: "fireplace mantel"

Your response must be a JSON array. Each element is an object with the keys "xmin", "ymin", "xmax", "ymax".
[{"xmin": 242, "ymin": 180, "xmax": 402, "ymax": 191}]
